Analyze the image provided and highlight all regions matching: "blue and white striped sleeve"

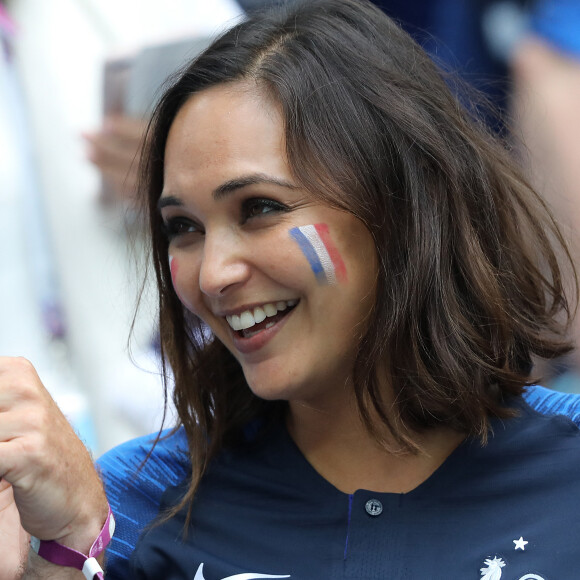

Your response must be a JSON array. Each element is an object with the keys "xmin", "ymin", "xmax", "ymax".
[{"xmin": 96, "ymin": 428, "xmax": 190, "ymax": 579}]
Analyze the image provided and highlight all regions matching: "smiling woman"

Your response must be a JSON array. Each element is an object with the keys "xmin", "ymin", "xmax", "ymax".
[
  {"xmin": 6, "ymin": 0, "xmax": 579, "ymax": 578},
  {"xmin": 156, "ymin": 82, "xmax": 378, "ymax": 407},
  {"xmin": 92, "ymin": 0, "xmax": 580, "ymax": 578}
]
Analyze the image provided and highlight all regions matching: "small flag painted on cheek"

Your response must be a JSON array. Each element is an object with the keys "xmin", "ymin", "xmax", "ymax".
[
  {"xmin": 289, "ymin": 223, "xmax": 347, "ymax": 284},
  {"xmin": 169, "ymin": 254, "xmax": 193, "ymax": 312},
  {"xmin": 169, "ymin": 254, "xmax": 192, "ymax": 310},
  {"xmin": 169, "ymin": 254, "xmax": 178, "ymax": 286},
  {"xmin": 169, "ymin": 254, "xmax": 187, "ymax": 304}
]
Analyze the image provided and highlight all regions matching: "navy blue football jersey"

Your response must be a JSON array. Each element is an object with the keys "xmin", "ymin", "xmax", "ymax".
[{"xmin": 98, "ymin": 385, "xmax": 580, "ymax": 579}]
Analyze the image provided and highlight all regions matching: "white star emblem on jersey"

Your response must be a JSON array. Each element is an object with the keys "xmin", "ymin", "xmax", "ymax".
[{"xmin": 513, "ymin": 536, "xmax": 528, "ymax": 551}]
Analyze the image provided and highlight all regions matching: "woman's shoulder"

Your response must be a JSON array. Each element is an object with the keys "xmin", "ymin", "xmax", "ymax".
[
  {"xmin": 97, "ymin": 428, "xmax": 190, "ymax": 579},
  {"xmin": 98, "ymin": 427, "xmax": 189, "ymax": 475}
]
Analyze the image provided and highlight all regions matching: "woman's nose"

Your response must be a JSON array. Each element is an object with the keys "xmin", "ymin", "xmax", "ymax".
[{"xmin": 198, "ymin": 230, "xmax": 250, "ymax": 297}]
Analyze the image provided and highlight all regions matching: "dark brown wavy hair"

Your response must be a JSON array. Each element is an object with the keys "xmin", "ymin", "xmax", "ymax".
[{"xmin": 139, "ymin": 0, "xmax": 575, "ymax": 513}]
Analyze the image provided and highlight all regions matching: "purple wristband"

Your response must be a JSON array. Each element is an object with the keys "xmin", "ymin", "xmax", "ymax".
[{"xmin": 30, "ymin": 506, "xmax": 115, "ymax": 580}]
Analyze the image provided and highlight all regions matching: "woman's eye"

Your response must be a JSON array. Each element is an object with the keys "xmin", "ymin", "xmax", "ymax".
[
  {"xmin": 242, "ymin": 198, "xmax": 288, "ymax": 222},
  {"xmin": 161, "ymin": 217, "xmax": 202, "ymax": 240}
]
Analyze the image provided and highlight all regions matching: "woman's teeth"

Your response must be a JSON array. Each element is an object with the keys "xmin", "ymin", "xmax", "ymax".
[{"xmin": 226, "ymin": 300, "xmax": 297, "ymax": 331}]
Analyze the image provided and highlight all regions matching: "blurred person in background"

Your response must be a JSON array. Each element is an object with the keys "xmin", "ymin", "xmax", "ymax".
[
  {"xmin": 510, "ymin": 0, "xmax": 580, "ymax": 392},
  {"xmin": 374, "ymin": 0, "xmax": 580, "ymax": 392},
  {"xmin": 83, "ymin": 0, "xmax": 297, "ymax": 210}
]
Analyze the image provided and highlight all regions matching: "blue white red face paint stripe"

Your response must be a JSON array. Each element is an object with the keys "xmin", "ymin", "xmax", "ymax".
[
  {"xmin": 169, "ymin": 254, "xmax": 178, "ymax": 286},
  {"xmin": 289, "ymin": 223, "xmax": 347, "ymax": 284},
  {"xmin": 169, "ymin": 254, "xmax": 192, "ymax": 310}
]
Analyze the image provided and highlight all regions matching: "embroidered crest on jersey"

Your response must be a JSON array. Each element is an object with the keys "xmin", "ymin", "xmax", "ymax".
[
  {"xmin": 480, "ymin": 557, "xmax": 506, "ymax": 580},
  {"xmin": 478, "ymin": 557, "xmax": 546, "ymax": 580},
  {"xmin": 193, "ymin": 562, "xmax": 291, "ymax": 580}
]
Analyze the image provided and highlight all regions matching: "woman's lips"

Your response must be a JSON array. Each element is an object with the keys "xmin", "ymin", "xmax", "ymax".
[{"xmin": 230, "ymin": 304, "xmax": 295, "ymax": 354}]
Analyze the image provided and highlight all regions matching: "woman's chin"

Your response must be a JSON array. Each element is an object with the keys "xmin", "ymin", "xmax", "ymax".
[{"xmin": 245, "ymin": 380, "xmax": 295, "ymax": 402}]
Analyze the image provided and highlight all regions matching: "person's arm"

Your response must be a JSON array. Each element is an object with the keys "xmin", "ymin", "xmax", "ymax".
[
  {"xmin": 510, "ymin": 37, "xmax": 580, "ymax": 368},
  {"xmin": 0, "ymin": 357, "xmax": 109, "ymax": 579},
  {"xmin": 0, "ymin": 480, "xmax": 28, "ymax": 579},
  {"xmin": 83, "ymin": 115, "xmax": 147, "ymax": 205}
]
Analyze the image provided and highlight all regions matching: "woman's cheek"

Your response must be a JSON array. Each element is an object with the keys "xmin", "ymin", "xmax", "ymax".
[{"xmin": 169, "ymin": 254, "xmax": 196, "ymax": 312}]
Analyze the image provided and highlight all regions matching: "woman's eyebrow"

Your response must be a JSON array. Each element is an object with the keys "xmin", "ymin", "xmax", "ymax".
[
  {"xmin": 157, "ymin": 195, "xmax": 183, "ymax": 211},
  {"xmin": 157, "ymin": 174, "xmax": 298, "ymax": 211},
  {"xmin": 212, "ymin": 173, "xmax": 298, "ymax": 200}
]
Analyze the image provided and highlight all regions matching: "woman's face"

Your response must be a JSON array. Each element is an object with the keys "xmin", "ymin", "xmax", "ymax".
[{"xmin": 160, "ymin": 82, "xmax": 378, "ymax": 407}]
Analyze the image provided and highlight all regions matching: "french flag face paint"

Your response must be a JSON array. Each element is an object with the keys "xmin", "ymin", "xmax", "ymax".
[
  {"xmin": 169, "ymin": 254, "xmax": 192, "ymax": 310},
  {"xmin": 169, "ymin": 254, "xmax": 178, "ymax": 287},
  {"xmin": 289, "ymin": 223, "xmax": 347, "ymax": 285}
]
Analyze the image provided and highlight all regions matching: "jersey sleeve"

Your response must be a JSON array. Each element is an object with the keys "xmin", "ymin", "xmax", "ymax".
[
  {"xmin": 523, "ymin": 384, "xmax": 580, "ymax": 427},
  {"xmin": 96, "ymin": 428, "xmax": 190, "ymax": 579}
]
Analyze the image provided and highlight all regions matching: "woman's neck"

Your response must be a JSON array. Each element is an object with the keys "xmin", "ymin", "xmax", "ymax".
[{"xmin": 286, "ymin": 393, "xmax": 465, "ymax": 495}]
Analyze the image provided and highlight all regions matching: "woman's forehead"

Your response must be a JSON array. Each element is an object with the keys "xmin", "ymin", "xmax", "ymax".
[{"xmin": 162, "ymin": 83, "xmax": 292, "ymax": 201}]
